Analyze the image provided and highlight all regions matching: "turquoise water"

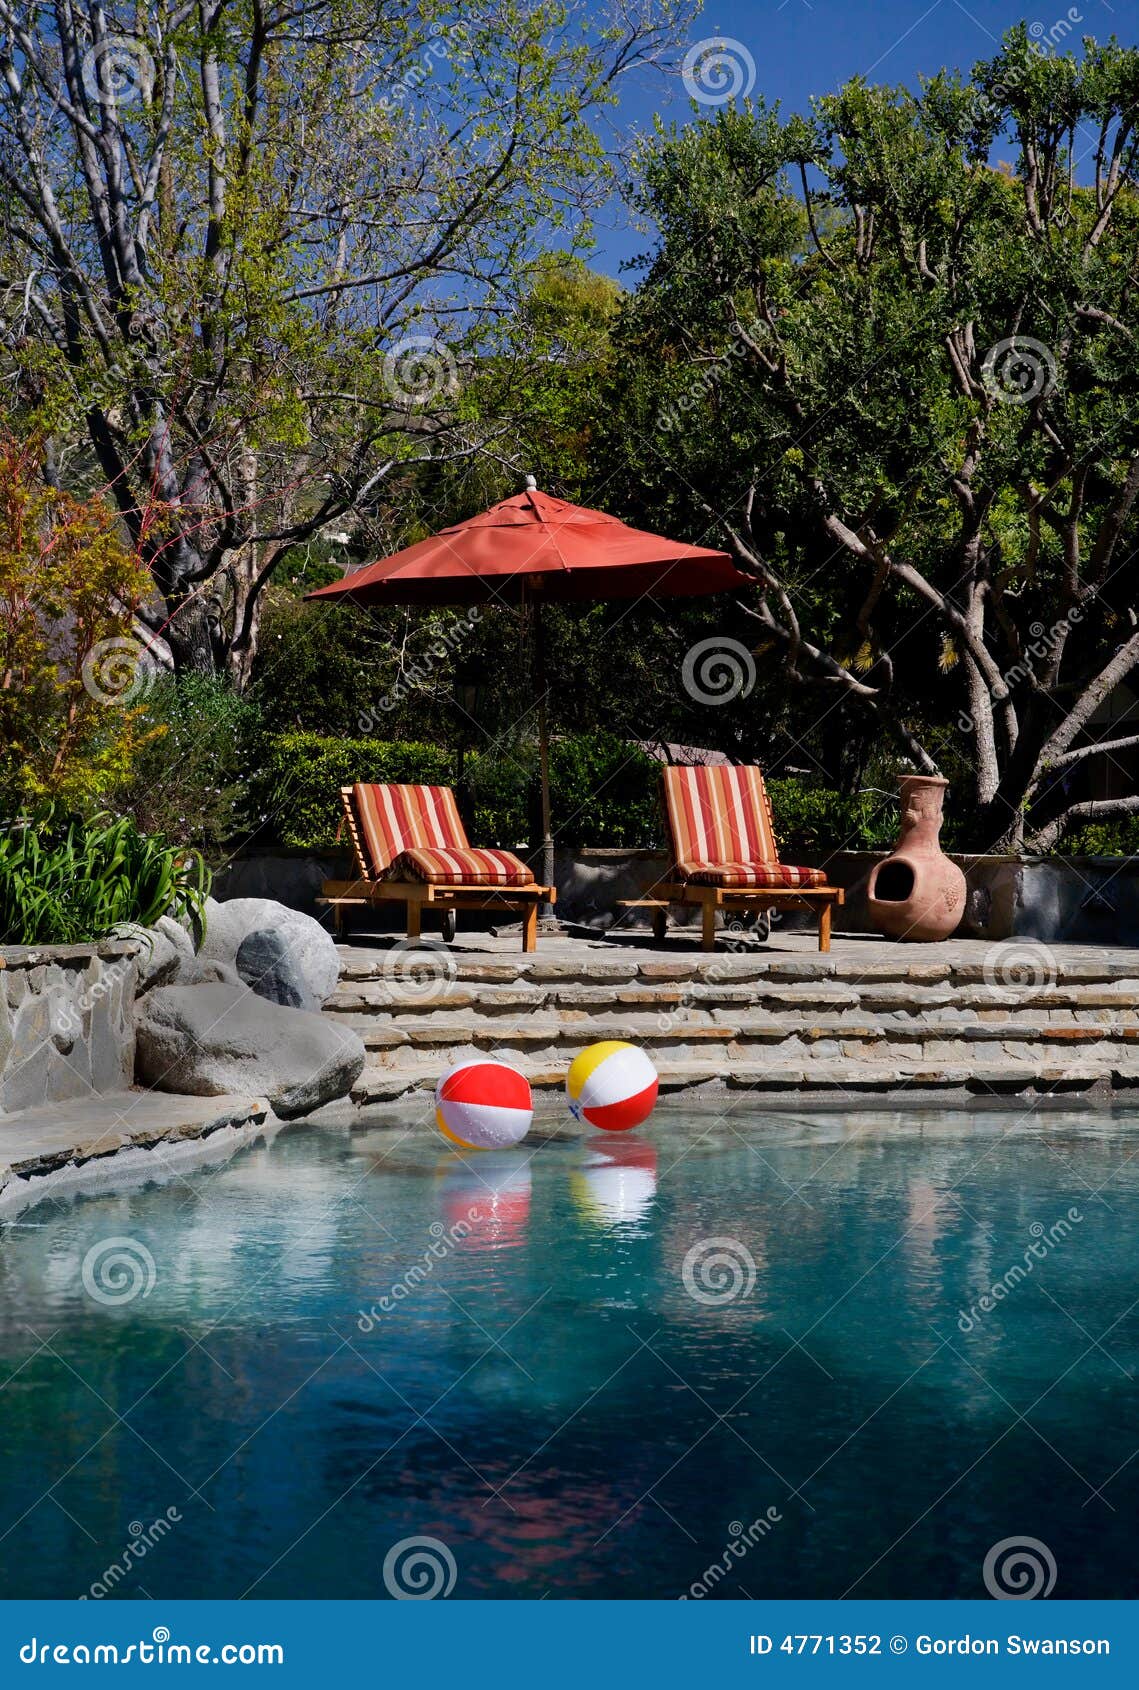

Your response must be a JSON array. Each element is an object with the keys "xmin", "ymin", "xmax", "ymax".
[{"xmin": 0, "ymin": 1105, "xmax": 1137, "ymax": 1600}]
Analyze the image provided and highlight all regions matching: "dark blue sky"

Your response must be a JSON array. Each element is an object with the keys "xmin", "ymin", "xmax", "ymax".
[{"xmin": 589, "ymin": 0, "xmax": 1124, "ymax": 275}]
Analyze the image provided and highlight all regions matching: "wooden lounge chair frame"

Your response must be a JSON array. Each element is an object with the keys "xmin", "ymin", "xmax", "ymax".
[
  {"xmin": 318, "ymin": 785, "xmax": 555, "ymax": 953},
  {"xmin": 617, "ymin": 767, "xmax": 844, "ymax": 953}
]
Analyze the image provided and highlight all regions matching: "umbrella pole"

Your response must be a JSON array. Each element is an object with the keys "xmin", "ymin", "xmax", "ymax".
[{"xmin": 534, "ymin": 603, "xmax": 557, "ymax": 924}]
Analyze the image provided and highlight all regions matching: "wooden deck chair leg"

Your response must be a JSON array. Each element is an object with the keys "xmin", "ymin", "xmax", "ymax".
[
  {"xmin": 701, "ymin": 898, "xmax": 717, "ymax": 951},
  {"xmin": 406, "ymin": 899, "xmax": 422, "ymax": 940},
  {"xmin": 651, "ymin": 907, "xmax": 668, "ymax": 943},
  {"xmin": 818, "ymin": 899, "xmax": 832, "ymax": 953},
  {"xmin": 522, "ymin": 901, "xmax": 538, "ymax": 953}
]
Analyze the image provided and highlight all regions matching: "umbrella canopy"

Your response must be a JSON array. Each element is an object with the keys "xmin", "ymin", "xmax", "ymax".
[
  {"xmin": 305, "ymin": 484, "xmax": 745, "ymax": 607},
  {"xmin": 305, "ymin": 482, "xmax": 748, "ymax": 929}
]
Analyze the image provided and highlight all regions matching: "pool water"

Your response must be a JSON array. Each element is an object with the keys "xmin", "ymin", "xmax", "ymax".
[{"xmin": 1, "ymin": 1105, "xmax": 1137, "ymax": 1600}]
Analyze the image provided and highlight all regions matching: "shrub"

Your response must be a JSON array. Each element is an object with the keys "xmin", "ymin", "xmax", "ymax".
[
  {"xmin": 0, "ymin": 807, "xmax": 210, "ymax": 946},
  {"xmin": 255, "ymin": 734, "xmax": 457, "ymax": 849},
  {"xmin": 114, "ymin": 675, "xmax": 264, "ymax": 858},
  {"xmin": 549, "ymin": 734, "xmax": 661, "ymax": 848},
  {"xmin": 0, "ymin": 434, "xmax": 153, "ymax": 805}
]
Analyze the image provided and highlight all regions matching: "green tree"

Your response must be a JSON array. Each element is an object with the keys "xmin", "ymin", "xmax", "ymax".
[
  {"xmin": 606, "ymin": 26, "xmax": 1139, "ymax": 850},
  {"xmin": 0, "ymin": 0, "xmax": 694, "ymax": 683}
]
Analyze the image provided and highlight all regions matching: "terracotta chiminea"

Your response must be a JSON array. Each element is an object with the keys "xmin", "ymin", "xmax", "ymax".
[{"xmin": 866, "ymin": 776, "xmax": 966, "ymax": 941}]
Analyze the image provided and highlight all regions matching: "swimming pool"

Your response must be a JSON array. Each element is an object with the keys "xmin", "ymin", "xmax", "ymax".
[{"xmin": 0, "ymin": 1104, "xmax": 1136, "ymax": 1599}]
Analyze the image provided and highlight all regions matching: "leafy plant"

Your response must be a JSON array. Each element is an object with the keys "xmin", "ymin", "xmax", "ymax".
[
  {"xmin": 116, "ymin": 675, "xmax": 264, "ymax": 857},
  {"xmin": 0, "ymin": 807, "xmax": 210, "ymax": 946}
]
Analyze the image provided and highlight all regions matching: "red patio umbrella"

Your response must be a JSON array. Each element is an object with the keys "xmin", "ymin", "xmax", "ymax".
[{"xmin": 306, "ymin": 479, "xmax": 748, "ymax": 916}]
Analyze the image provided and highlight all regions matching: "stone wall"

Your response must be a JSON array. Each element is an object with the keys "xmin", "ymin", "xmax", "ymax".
[
  {"xmin": 213, "ymin": 844, "xmax": 1139, "ymax": 945},
  {"xmin": 0, "ymin": 942, "xmax": 139, "ymax": 1115}
]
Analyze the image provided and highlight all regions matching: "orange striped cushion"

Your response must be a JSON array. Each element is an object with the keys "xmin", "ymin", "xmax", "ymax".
[
  {"xmin": 352, "ymin": 783, "xmax": 467, "ymax": 876},
  {"xmin": 663, "ymin": 765, "xmax": 779, "ymax": 868},
  {"xmin": 399, "ymin": 847, "xmax": 535, "ymax": 886},
  {"xmin": 681, "ymin": 860, "xmax": 826, "ymax": 889}
]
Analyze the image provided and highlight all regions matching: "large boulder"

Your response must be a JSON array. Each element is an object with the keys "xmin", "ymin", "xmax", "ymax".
[
  {"xmin": 197, "ymin": 897, "xmax": 340, "ymax": 1008},
  {"xmin": 115, "ymin": 914, "xmax": 198, "ymax": 994},
  {"xmin": 134, "ymin": 983, "xmax": 364, "ymax": 1118}
]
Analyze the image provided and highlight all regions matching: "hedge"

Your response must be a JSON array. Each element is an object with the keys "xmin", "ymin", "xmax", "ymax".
[
  {"xmin": 257, "ymin": 731, "xmax": 662, "ymax": 851},
  {"xmin": 256, "ymin": 732, "xmax": 927, "ymax": 856}
]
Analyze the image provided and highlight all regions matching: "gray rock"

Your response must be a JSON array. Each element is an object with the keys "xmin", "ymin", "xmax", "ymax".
[
  {"xmin": 236, "ymin": 929, "xmax": 311, "ymax": 1010},
  {"xmin": 115, "ymin": 916, "xmax": 192, "ymax": 993},
  {"xmin": 197, "ymin": 897, "xmax": 340, "ymax": 1007},
  {"xmin": 134, "ymin": 983, "xmax": 364, "ymax": 1119}
]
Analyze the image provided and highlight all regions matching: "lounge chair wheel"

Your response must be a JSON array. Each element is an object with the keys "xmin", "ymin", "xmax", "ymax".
[
  {"xmin": 651, "ymin": 908, "xmax": 668, "ymax": 943},
  {"xmin": 441, "ymin": 909, "xmax": 457, "ymax": 943}
]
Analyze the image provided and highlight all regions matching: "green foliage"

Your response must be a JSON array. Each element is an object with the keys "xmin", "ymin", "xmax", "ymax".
[
  {"xmin": 548, "ymin": 734, "xmax": 661, "ymax": 848},
  {"xmin": 764, "ymin": 779, "xmax": 962, "ymax": 856},
  {"xmin": 0, "ymin": 807, "xmax": 210, "ymax": 946},
  {"xmin": 113, "ymin": 676, "xmax": 265, "ymax": 859},
  {"xmin": 1059, "ymin": 817, "xmax": 1139, "ymax": 858},
  {"xmin": 0, "ymin": 434, "xmax": 153, "ymax": 805},
  {"xmin": 256, "ymin": 734, "xmax": 458, "ymax": 850},
  {"xmin": 257, "ymin": 730, "xmax": 663, "ymax": 851}
]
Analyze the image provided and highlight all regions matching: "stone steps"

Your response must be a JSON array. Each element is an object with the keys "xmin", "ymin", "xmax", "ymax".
[{"xmin": 332, "ymin": 945, "xmax": 1139, "ymax": 1104}]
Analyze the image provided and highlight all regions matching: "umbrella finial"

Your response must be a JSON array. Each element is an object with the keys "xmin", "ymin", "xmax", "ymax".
[{"xmin": 524, "ymin": 473, "xmax": 537, "ymax": 490}]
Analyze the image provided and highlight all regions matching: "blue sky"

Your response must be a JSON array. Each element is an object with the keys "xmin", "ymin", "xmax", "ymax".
[{"xmin": 589, "ymin": 0, "xmax": 1125, "ymax": 274}]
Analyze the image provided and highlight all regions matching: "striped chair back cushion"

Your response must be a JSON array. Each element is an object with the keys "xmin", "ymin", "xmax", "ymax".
[
  {"xmin": 351, "ymin": 783, "xmax": 469, "ymax": 877},
  {"xmin": 662, "ymin": 765, "xmax": 780, "ymax": 870}
]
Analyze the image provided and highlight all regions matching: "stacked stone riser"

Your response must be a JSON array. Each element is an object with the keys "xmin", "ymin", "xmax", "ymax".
[{"xmin": 328, "ymin": 954, "xmax": 1139, "ymax": 1105}]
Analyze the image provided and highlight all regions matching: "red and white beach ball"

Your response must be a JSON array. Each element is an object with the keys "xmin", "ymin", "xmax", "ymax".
[
  {"xmin": 434, "ymin": 1059, "xmax": 533, "ymax": 1150},
  {"xmin": 566, "ymin": 1041, "xmax": 659, "ymax": 1132}
]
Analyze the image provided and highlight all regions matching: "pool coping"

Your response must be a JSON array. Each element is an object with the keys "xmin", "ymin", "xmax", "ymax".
[{"xmin": 0, "ymin": 1092, "xmax": 272, "ymax": 1220}]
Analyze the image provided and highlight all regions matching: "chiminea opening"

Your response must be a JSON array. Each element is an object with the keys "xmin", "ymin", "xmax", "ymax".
[{"xmin": 874, "ymin": 860, "xmax": 915, "ymax": 902}]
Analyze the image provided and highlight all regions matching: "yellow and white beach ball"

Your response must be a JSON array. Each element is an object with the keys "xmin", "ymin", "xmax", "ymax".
[
  {"xmin": 435, "ymin": 1058, "xmax": 533, "ymax": 1150},
  {"xmin": 566, "ymin": 1041, "xmax": 659, "ymax": 1133}
]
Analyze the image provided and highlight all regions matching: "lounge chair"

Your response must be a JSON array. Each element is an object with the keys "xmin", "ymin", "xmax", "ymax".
[
  {"xmin": 319, "ymin": 783, "xmax": 555, "ymax": 952},
  {"xmin": 617, "ymin": 764, "xmax": 844, "ymax": 952}
]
